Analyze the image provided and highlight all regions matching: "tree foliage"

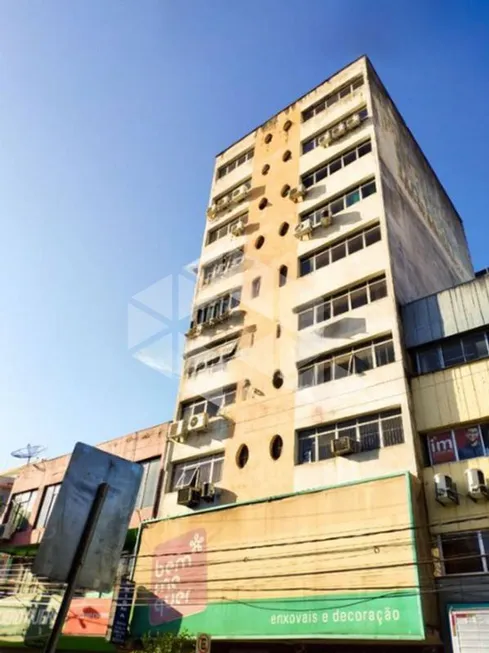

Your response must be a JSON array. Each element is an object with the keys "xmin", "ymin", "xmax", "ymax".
[{"xmin": 141, "ymin": 630, "xmax": 194, "ymax": 653}]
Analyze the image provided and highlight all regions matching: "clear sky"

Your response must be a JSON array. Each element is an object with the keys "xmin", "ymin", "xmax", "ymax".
[{"xmin": 1, "ymin": 0, "xmax": 488, "ymax": 469}]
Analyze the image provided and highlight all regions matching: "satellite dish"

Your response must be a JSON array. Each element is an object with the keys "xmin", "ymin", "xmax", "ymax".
[{"xmin": 11, "ymin": 444, "xmax": 46, "ymax": 465}]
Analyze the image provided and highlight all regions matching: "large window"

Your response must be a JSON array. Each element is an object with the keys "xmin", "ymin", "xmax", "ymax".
[
  {"xmin": 207, "ymin": 213, "xmax": 248, "ymax": 246},
  {"xmin": 35, "ymin": 484, "xmax": 61, "ymax": 529},
  {"xmin": 4, "ymin": 490, "xmax": 37, "ymax": 532},
  {"xmin": 298, "ymin": 335, "xmax": 395, "ymax": 389},
  {"xmin": 440, "ymin": 530, "xmax": 489, "ymax": 575},
  {"xmin": 135, "ymin": 457, "xmax": 161, "ymax": 510},
  {"xmin": 214, "ymin": 179, "xmax": 252, "ymax": 210},
  {"xmin": 415, "ymin": 329, "xmax": 489, "ymax": 374},
  {"xmin": 424, "ymin": 423, "xmax": 489, "ymax": 466},
  {"xmin": 299, "ymin": 223, "xmax": 381, "ymax": 277},
  {"xmin": 297, "ymin": 409, "xmax": 404, "ymax": 464},
  {"xmin": 217, "ymin": 149, "xmax": 254, "ymax": 179},
  {"xmin": 302, "ymin": 140, "xmax": 372, "ymax": 189},
  {"xmin": 302, "ymin": 76, "xmax": 364, "ymax": 122},
  {"xmin": 298, "ymin": 274, "xmax": 387, "ymax": 330},
  {"xmin": 202, "ymin": 249, "xmax": 244, "ymax": 286},
  {"xmin": 186, "ymin": 339, "xmax": 238, "ymax": 377},
  {"xmin": 170, "ymin": 453, "xmax": 224, "ymax": 491},
  {"xmin": 300, "ymin": 178, "xmax": 377, "ymax": 228},
  {"xmin": 180, "ymin": 385, "xmax": 237, "ymax": 420},
  {"xmin": 194, "ymin": 288, "xmax": 241, "ymax": 326},
  {"xmin": 302, "ymin": 108, "xmax": 368, "ymax": 154}
]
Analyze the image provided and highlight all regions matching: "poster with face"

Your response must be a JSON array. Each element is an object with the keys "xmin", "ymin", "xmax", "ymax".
[
  {"xmin": 455, "ymin": 426, "xmax": 485, "ymax": 460},
  {"xmin": 427, "ymin": 431, "xmax": 457, "ymax": 465}
]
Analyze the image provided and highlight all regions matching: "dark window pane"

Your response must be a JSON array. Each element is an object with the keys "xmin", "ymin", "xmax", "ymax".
[
  {"xmin": 365, "ymin": 225, "xmax": 381, "ymax": 246},
  {"xmin": 299, "ymin": 367, "xmax": 315, "ymax": 389},
  {"xmin": 354, "ymin": 348, "xmax": 374, "ymax": 373},
  {"xmin": 352, "ymin": 77, "xmax": 364, "ymax": 90},
  {"xmin": 316, "ymin": 301, "xmax": 331, "ymax": 323},
  {"xmin": 317, "ymin": 361, "xmax": 332, "ymax": 385},
  {"xmin": 303, "ymin": 175, "xmax": 314, "ymax": 189},
  {"xmin": 382, "ymin": 416, "xmax": 404, "ymax": 446},
  {"xmin": 303, "ymin": 140, "xmax": 314, "ymax": 154},
  {"xmin": 361, "ymin": 181, "xmax": 377, "ymax": 198},
  {"xmin": 481, "ymin": 424, "xmax": 489, "ymax": 453},
  {"xmin": 303, "ymin": 108, "xmax": 314, "ymax": 122},
  {"xmin": 208, "ymin": 230, "xmax": 217, "ymax": 244},
  {"xmin": 299, "ymin": 309, "xmax": 314, "ymax": 330},
  {"xmin": 300, "ymin": 258, "xmax": 313, "ymax": 276},
  {"xmin": 375, "ymin": 341, "xmax": 395, "ymax": 367},
  {"xmin": 329, "ymin": 158, "xmax": 342, "ymax": 174},
  {"xmin": 346, "ymin": 189, "xmax": 361, "ymax": 207},
  {"xmin": 442, "ymin": 533, "xmax": 484, "ymax": 575},
  {"xmin": 316, "ymin": 249, "xmax": 330, "ymax": 269},
  {"xmin": 223, "ymin": 389, "xmax": 236, "ymax": 405},
  {"xmin": 317, "ymin": 433, "xmax": 334, "ymax": 460},
  {"xmin": 330, "ymin": 198, "xmax": 344, "ymax": 215},
  {"xmin": 332, "ymin": 294, "xmax": 349, "ymax": 316},
  {"xmin": 369, "ymin": 278, "xmax": 387, "ymax": 301},
  {"xmin": 334, "ymin": 355, "xmax": 352, "ymax": 380},
  {"xmin": 343, "ymin": 150, "xmax": 357, "ymax": 166},
  {"xmin": 316, "ymin": 167, "xmax": 328, "ymax": 182},
  {"xmin": 418, "ymin": 348, "xmax": 441, "ymax": 373},
  {"xmin": 207, "ymin": 401, "xmax": 220, "ymax": 417},
  {"xmin": 327, "ymin": 94, "xmax": 339, "ymax": 107},
  {"xmin": 359, "ymin": 422, "xmax": 380, "ymax": 451},
  {"xmin": 350, "ymin": 287, "xmax": 368, "ymax": 309},
  {"xmin": 462, "ymin": 333, "xmax": 488, "ymax": 361},
  {"xmin": 339, "ymin": 86, "xmax": 351, "ymax": 98},
  {"xmin": 358, "ymin": 141, "xmax": 372, "ymax": 157},
  {"xmin": 442, "ymin": 340, "xmax": 465, "ymax": 367},
  {"xmin": 298, "ymin": 437, "xmax": 315, "ymax": 464},
  {"xmin": 331, "ymin": 242, "xmax": 347, "ymax": 262},
  {"xmin": 315, "ymin": 100, "xmax": 325, "ymax": 114},
  {"xmin": 359, "ymin": 108, "xmax": 368, "ymax": 120},
  {"xmin": 348, "ymin": 234, "xmax": 364, "ymax": 254},
  {"xmin": 213, "ymin": 458, "xmax": 223, "ymax": 483}
]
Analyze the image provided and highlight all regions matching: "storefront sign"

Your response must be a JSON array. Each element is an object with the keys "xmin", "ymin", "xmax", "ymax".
[
  {"xmin": 449, "ymin": 604, "xmax": 489, "ymax": 653},
  {"xmin": 110, "ymin": 579, "xmax": 135, "ymax": 645}
]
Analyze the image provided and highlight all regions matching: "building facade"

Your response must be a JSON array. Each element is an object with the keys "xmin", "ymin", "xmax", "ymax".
[{"xmin": 132, "ymin": 56, "xmax": 476, "ymax": 651}]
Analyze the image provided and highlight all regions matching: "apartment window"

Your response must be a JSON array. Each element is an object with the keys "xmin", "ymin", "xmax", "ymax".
[
  {"xmin": 279, "ymin": 265, "xmax": 288, "ymax": 287},
  {"xmin": 299, "ymin": 223, "xmax": 381, "ymax": 277},
  {"xmin": 170, "ymin": 453, "xmax": 224, "ymax": 491},
  {"xmin": 207, "ymin": 214, "xmax": 248, "ymax": 246},
  {"xmin": 301, "ymin": 178, "xmax": 377, "ymax": 228},
  {"xmin": 4, "ymin": 490, "xmax": 38, "ymax": 532},
  {"xmin": 297, "ymin": 409, "xmax": 403, "ymax": 464},
  {"xmin": 440, "ymin": 530, "xmax": 489, "ymax": 575},
  {"xmin": 135, "ymin": 457, "xmax": 161, "ymax": 510},
  {"xmin": 298, "ymin": 275, "xmax": 387, "ymax": 330},
  {"xmin": 298, "ymin": 335, "xmax": 394, "ymax": 389},
  {"xmin": 186, "ymin": 339, "xmax": 238, "ymax": 377},
  {"xmin": 302, "ymin": 108, "xmax": 369, "ymax": 154},
  {"xmin": 180, "ymin": 385, "xmax": 237, "ymax": 421},
  {"xmin": 35, "ymin": 484, "xmax": 61, "ymax": 529},
  {"xmin": 302, "ymin": 140, "xmax": 372, "ymax": 189},
  {"xmin": 195, "ymin": 288, "xmax": 241, "ymax": 326},
  {"xmin": 302, "ymin": 76, "xmax": 364, "ymax": 122},
  {"xmin": 424, "ymin": 422, "xmax": 489, "ymax": 466},
  {"xmin": 251, "ymin": 277, "xmax": 261, "ymax": 298},
  {"xmin": 415, "ymin": 329, "xmax": 489, "ymax": 374},
  {"xmin": 202, "ymin": 249, "xmax": 244, "ymax": 286},
  {"xmin": 217, "ymin": 149, "xmax": 254, "ymax": 179}
]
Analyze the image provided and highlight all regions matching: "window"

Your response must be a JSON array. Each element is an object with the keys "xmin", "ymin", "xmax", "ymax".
[
  {"xmin": 237, "ymin": 445, "xmax": 249, "ymax": 468},
  {"xmin": 264, "ymin": 133, "xmax": 273, "ymax": 144},
  {"xmin": 207, "ymin": 214, "xmax": 248, "ymax": 245},
  {"xmin": 251, "ymin": 277, "xmax": 261, "ymax": 298},
  {"xmin": 279, "ymin": 222, "xmax": 289, "ymax": 236},
  {"xmin": 272, "ymin": 370, "xmax": 284, "ymax": 389},
  {"xmin": 202, "ymin": 249, "xmax": 244, "ymax": 286},
  {"xmin": 424, "ymin": 422, "xmax": 489, "ymax": 465},
  {"xmin": 4, "ymin": 490, "xmax": 37, "ymax": 532},
  {"xmin": 297, "ymin": 409, "xmax": 403, "ymax": 464},
  {"xmin": 262, "ymin": 164, "xmax": 270, "ymax": 175},
  {"xmin": 170, "ymin": 454, "xmax": 224, "ymax": 491},
  {"xmin": 259, "ymin": 198, "xmax": 268, "ymax": 210},
  {"xmin": 186, "ymin": 339, "xmax": 238, "ymax": 377},
  {"xmin": 300, "ymin": 178, "xmax": 377, "ymax": 228},
  {"xmin": 302, "ymin": 107, "xmax": 369, "ymax": 154},
  {"xmin": 298, "ymin": 335, "xmax": 394, "ymax": 389},
  {"xmin": 35, "ymin": 484, "xmax": 61, "ymax": 529},
  {"xmin": 194, "ymin": 288, "xmax": 241, "ymax": 326},
  {"xmin": 415, "ymin": 329, "xmax": 489, "ymax": 375},
  {"xmin": 279, "ymin": 265, "xmax": 288, "ymax": 287},
  {"xmin": 282, "ymin": 150, "xmax": 292, "ymax": 162},
  {"xmin": 180, "ymin": 385, "xmax": 237, "ymax": 420},
  {"xmin": 299, "ymin": 224, "xmax": 381, "ymax": 277},
  {"xmin": 302, "ymin": 76, "xmax": 364, "ymax": 122},
  {"xmin": 270, "ymin": 435, "xmax": 283, "ymax": 460},
  {"xmin": 440, "ymin": 531, "xmax": 489, "ymax": 575},
  {"xmin": 135, "ymin": 458, "xmax": 161, "ymax": 510},
  {"xmin": 302, "ymin": 140, "xmax": 372, "ymax": 189},
  {"xmin": 281, "ymin": 184, "xmax": 291, "ymax": 198},
  {"xmin": 217, "ymin": 149, "xmax": 254, "ymax": 179},
  {"xmin": 283, "ymin": 120, "xmax": 292, "ymax": 131}
]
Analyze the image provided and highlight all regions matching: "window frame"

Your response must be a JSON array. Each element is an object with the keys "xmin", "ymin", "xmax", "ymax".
[
  {"xmin": 186, "ymin": 339, "xmax": 239, "ymax": 377},
  {"xmin": 202, "ymin": 248, "xmax": 244, "ymax": 286},
  {"xmin": 302, "ymin": 107, "xmax": 369, "ymax": 154},
  {"xmin": 5, "ymin": 490, "xmax": 38, "ymax": 532},
  {"xmin": 134, "ymin": 457, "xmax": 161, "ymax": 511},
  {"xmin": 35, "ymin": 484, "xmax": 61, "ymax": 529},
  {"xmin": 170, "ymin": 453, "xmax": 224, "ymax": 492},
  {"xmin": 415, "ymin": 329, "xmax": 489, "ymax": 375},
  {"xmin": 217, "ymin": 149, "xmax": 254, "ymax": 180},
  {"xmin": 194, "ymin": 288, "xmax": 242, "ymax": 326},
  {"xmin": 180, "ymin": 385, "xmax": 237, "ymax": 420},
  {"xmin": 439, "ymin": 530, "xmax": 489, "ymax": 576},
  {"xmin": 206, "ymin": 213, "xmax": 248, "ymax": 246},
  {"xmin": 300, "ymin": 178, "xmax": 377, "ymax": 228},
  {"xmin": 302, "ymin": 140, "xmax": 372, "ymax": 189},
  {"xmin": 302, "ymin": 76, "xmax": 364, "ymax": 122}
]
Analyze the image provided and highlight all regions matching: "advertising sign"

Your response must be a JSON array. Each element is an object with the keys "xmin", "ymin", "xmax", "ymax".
[
  {"xmin": 427, "ymin": 426, "xmax": 488, "ymax": 465},
  {"xmin": 110, "ymin": 579, "xmax": 135, "ymax": 645},
  {"xmin": 427, "ymin": 431, "xmax": 457, "ymax": 464},
  {"xmin": 449, "ymin": 605, "xmax": 489, "ymax": 653},
  {"xmin": 454, "ymin": 427, "xmax": 485, "ymax": 460}
]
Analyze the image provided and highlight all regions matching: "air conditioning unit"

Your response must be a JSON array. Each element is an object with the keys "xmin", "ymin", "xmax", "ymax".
[
  {"xmin": 233, "ymin": 185, "xmax": 250, "ymax": 203},
  {"xmin": 294, "ymin": 219, "xmax": 313, "ymax": 238},
  {"xmin": 0, "ymin": 520, "xmax": 15, "ymax": 541},
  {"xmin": 318, "ymin": 133, "xmax": 332, "ymax": 148},
  {"xmin": 330, "ymin": 122, "xmax": 347, "ymax": 141},
  {"xmin": 346, "ymin": 113, "xmax": 362, "ymax": 130},
  {"xmin": 320, "ymin": 213, "xmax": 333, "ymax": 228},
  {"xmin": 465, "ymin": 469, "xmax": 489, "ymax": 501},
  {"xmin": 230, "ymin": 220, "xmax": 246, "ymax": 237},
  {"xmin": 177, "ymin": 486, "xmax": 201, "ymax": 508},
  {"xmin": 289, "ymin": 184, "xmax": 307, "ymax": 203},
  {"xmin": 169, "ymin": 420, "xmax": 188, "ymax": 443},
  {"xmin": 434, "ymin": 474, "xmax": 458, "ymax": 506},
  {"xmin": 206, "ymin": 204, "xmax": 218, "ymax": 220},
  {"xmin": 331, "ymin": 436, "xmax": 358, "ymax": 456},
  {"xmin": 186, "ymin": 324, "xmax": 202, "ymax": 338},
  {"xmin": 201, "ymin": 482, "xmax": 216, "ymax": 503},
  {"xmin": 187, "ymin": 413, "xmax": 209, "ymax": 433}
]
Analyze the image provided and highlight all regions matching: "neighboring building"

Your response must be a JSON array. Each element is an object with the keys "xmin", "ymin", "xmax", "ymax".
[
  {"xmin": 131, "ymin": 56, "xmax": 476, "ymax": 651},
  {"xmin": 0, "ymin": 422, "xmax": 169, "ymax": 652},
  {"xmin": 403, "ymin": 274, "xmax": 489, "ymax": 653}
]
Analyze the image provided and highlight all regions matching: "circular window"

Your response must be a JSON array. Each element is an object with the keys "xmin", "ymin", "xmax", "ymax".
[
  {"xmin": 255, "ymin": 235, "xmax": 265, "ymax": 249},
  {"xmin": 237, "ymin": 444, "xmax": 249, "ymax": 468},
  {"xmin": 281, "ymin": 184, "xmax": 291, "ymax": 198},
  {"xmin": 264, "ymin": 133, "xmax": 273, "ymax": 144},
  {"xmin": 262, "ymin": 164, "xmax": 270, "ymax": 175},
  {"xmin": 283, "ymin": 119, "xmax": 292, "ymax": 132},
  {"xmin": 272, "ymin": 370, "xmax": 284, "ymax": 389},
  {"xmin": 282, "ymin": 150, "xmax": 292, "ymax": 162},
  {"xmin": 258, "ymin": 198, "xmax": 268, "ymax": 210},
  {"xmin": 279, "ymin": 222, "xmax": 289, "ymax": 236},
  {"xmin": 270, "ymin": 435, "xmax": 283, "ymax": 460}
]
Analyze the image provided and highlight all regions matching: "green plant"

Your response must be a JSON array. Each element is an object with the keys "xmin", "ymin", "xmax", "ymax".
[{"xmin": 141, "ymin": 630, "xmax": 194, "ymax": 653}]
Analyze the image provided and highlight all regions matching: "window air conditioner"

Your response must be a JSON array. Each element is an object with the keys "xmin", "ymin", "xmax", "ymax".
[
  {"xmin": 206, "ymin": 204, "xmax": 218, "ymax": 220},
  {"xmin": 201, "ymin": 482, "xmax": 216, "ymax": 503},
  {"xmin": 346, "ymin": 113, "xmax": 362, "ymax": 131},
  {"xmin": 434, "ymin": 473, "xmax": 458, "ymax": 506},
  {"xmin": 294, "ymin": 219, "xmax": 313, "ymax": 239},
  {"xmin": 465, "ymin": 469, "xmax": 489, "ymax": 501},
  {"xmin": 331, "ymin": 436, "xmax": 358, "ymax": 456},
  {"xmin": 320, "ymin": 213, "xmax": 333, "ymax": 228},
  {"xmin": 289, "ymin": 184, "xmax": 307, "ymax": 203},
  {"xmin": 177, "ymin": 486, "xmax": 201, "ymax": 508},
  {"xmin": 318, "ymin": 133, "xmax": 332, "ymax": 148},
  {"xmin": 230, "ymin": 220, "xmax": 246, "ymax": 237},
  {"xmin": 169, "ymin": 420, "xmax": 188, "ymax": 443},
  {"xmin": 186, "ymin": 324, "xmax": 202, "ymax": 338},
  {"xmin": 187, "ymin": 413, "xmax": 209, "ymax": 433},
  {"xmin": 330, "ymin": 122, "xmax": 347, "ymax": 141}
]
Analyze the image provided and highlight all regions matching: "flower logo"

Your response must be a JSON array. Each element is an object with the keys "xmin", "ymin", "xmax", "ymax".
[{"xmin": 189, "ymin": 533, "xmax": 204, "ymax": 553}]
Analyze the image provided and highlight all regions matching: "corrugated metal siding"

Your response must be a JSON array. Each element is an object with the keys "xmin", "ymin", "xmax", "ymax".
[{"xmin": 402, "ymin": 276, "xmax": 489, "ymax": 347}]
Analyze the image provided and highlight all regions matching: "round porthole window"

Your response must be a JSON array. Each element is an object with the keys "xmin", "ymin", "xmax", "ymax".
[
  {"xmin": 259, "ymin": 198, "xmax": 268, "ymax": 210},
  {"xmin": 283, "ymin": 120, "xmax": 292, "ymax": 132},
  {"xmin": 281, "ymin": 184, "xmax": 291, "ymax": 198},
  {"xmin": 282, "ymin": 150, "xmax": 292, "ymax": 162},
  {"xmin": 255, "ymin": 235, "xmax": 265, "ymax": 249},
  {"xmin": 264, "ymin": 133, "xmax": 273, "ymax": 144},
  {"xmin": 279, "ymin": 222, "xmax": 289, "ymax": 236},
  {"xmin": 262, "ymin": 164, "xmax": 270, "ymax": 175},
  {"xmin": 237, "ymin": 444, "xmax": 249, "ymax": 469},
  {"xmin": 270, "ymin": 435, "xmax": 283, "ymax": 460},
  {"xmin": 272, "ymin": 370, "xmax": 284, "ymax": 389}
]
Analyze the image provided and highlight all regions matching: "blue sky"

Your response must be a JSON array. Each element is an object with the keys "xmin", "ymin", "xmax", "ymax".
[{"xmin": 0, "ymin": 0, "xmax": 488, "ymax": 469}]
